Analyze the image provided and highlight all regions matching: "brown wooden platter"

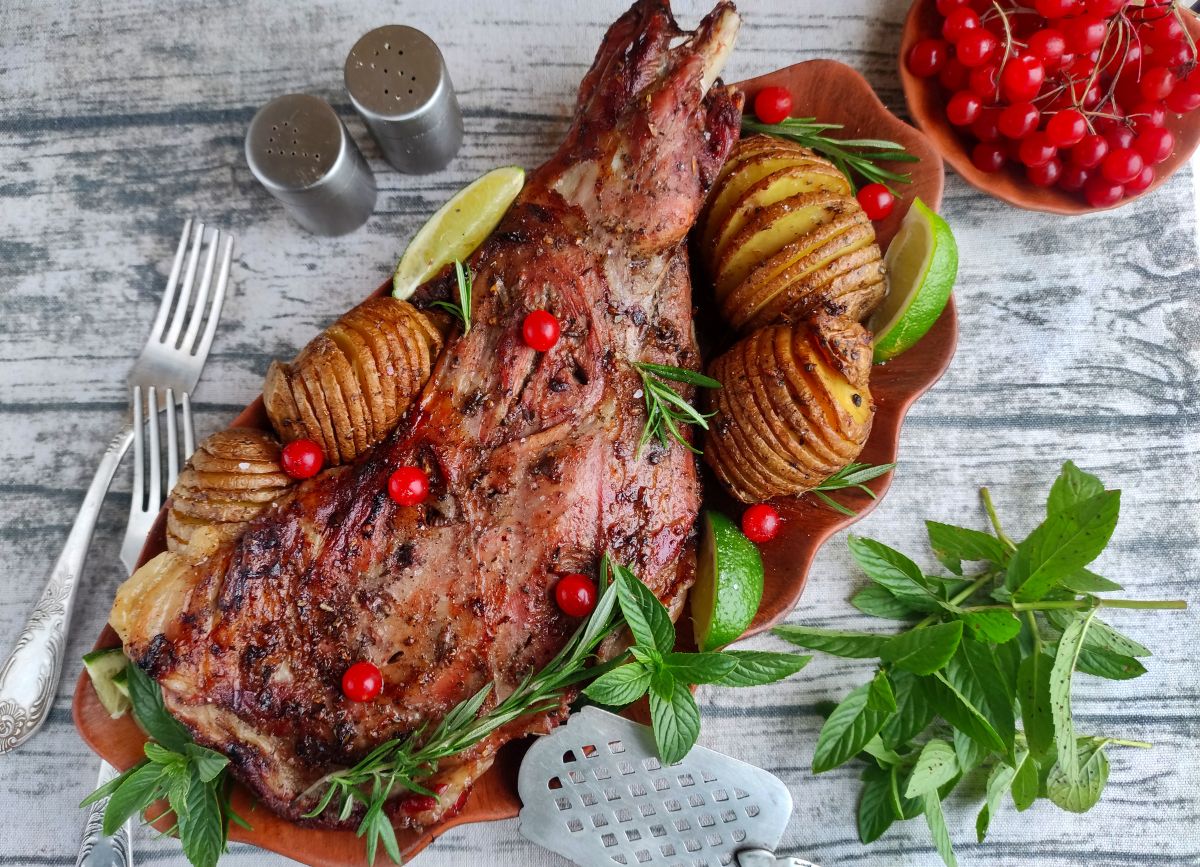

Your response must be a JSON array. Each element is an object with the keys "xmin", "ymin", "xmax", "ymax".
[{"xmin": 73, "ymin": 61, "xmax": 956, "ymax": 866}]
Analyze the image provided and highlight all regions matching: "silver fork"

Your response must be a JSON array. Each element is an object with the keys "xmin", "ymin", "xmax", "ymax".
[
  {"xmin": 77, "ymin": 387, "xmax": 196, "ymax": 867},
  {"xmin": 0, "ymin": 219, "xmax": 232, "ymax": 753}
]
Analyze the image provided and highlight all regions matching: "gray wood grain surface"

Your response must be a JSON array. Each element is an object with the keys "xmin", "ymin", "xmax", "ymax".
[{"xmin": 1, "ymin": 0, "xmax": 1197, "ymax": 865}]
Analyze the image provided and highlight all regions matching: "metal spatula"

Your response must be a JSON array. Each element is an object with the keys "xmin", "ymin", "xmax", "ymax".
[{"xmin": 518, "ymin": 707, "xmax": 820, "ymax": 867}]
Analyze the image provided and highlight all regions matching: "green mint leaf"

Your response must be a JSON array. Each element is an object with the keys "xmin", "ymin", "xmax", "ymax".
[
  {"xmin": 772, "ymin": 625, "xmax": 889, "ymax": 659},
  {"xmin": 1018, "ymin": 652, "xmax": 1055, "ymax": 757},
  {"xmin": 1007, "ymin": 491, "xmax": 1120, "ymax": 602},
  {"xmin": 1010, "ymin": 750, "xmax": 1040, "ymax": 812},
  {"xmin": 663, "ymin": 652, "xmax": 737, "ymax": 685},
  {"xmin": 144, "ymin": 742, "xmax": 186, "ymax": 769},
  {"xmin": 178, "ymin": 770, "xmax": 225, "ymax": 867},
  {"xmin": 922, "ymin": 790, "xmax": 958, "ymax": 867},
  {"xmin": 851, "ymin": 584, "xmax": 921, "ymax": 620},
  {"xmin": 905, "ymin": 739, "xmax": 959, "ymax": 799},
  {"xmin": 709, "ymin": 650, "xmax": 811, "ymax": 687},
  {"xmin": 1044, "ymin": 611, "xmax": 1151, "ymax": 657},
  {"xmin": 862, "ymin": 734, "xmax": 904, "ymax": 766},
  {"xmin": 889, "ymin": 763, "xmax": 924, "ymax": 819},
  {"xmin": 867, "ymin": 669, "xmax": 897, "ymax": 713},
  {"xmin": 879, "ymin": 621, "xmax": 963, "ymax": 675},
  {"xmin": 958, "ymin": 609, "xmax": 1021, "ymax": 644},
  {"xmin": 648, "ymin": 669, "xmax": 700, "ymax": 765},
  {"xmin": 977, "ymin": 752, "xmax": 1021, "ymax": 842},
  {"xmin": 583, "ymin": 663, "xmax": 652, "ymax": 706},
  {"xmin": 812, "ymin": 682, "xmax": 890, "ymax": 773},
  {"xmin": 1047, "ymin": 461, "xmax": 1105, "ymax": 516},
  {"xmin": 126, "ymin": 663, "xmax": 191, "ymax": 753},
  {"xmin": 615, "ymin": 564, "xmax": 675, "ymax": 654},
  {"xmin": 926, "ymin": 521, "xmax": 1010, "ymax": 575},
  {"xmin": 186, "ymin": 744, "xmax": 230, "ymax": 784},
  {"xmin": 629, "ymin": 645, "xmax": 660, "ymax": 668},
  {"xmin": 848, "ymin": 535, "xmax": 936, "ymax": 601},
  {"xmin": 101, "ymin": 761, "xmax": 162, "ymax": 836},
  {"xmin": 946, "ymin": 639, "xmax": 1016, "ymax": 758},
  {"xmin": 1046, "ymin": 739, "xmax": 1110, "ymax": 813},
  {"xmin": 993, "ymin": 638, "xmax": 1022, "ymax": 698},
  {"xmin": 1050, "ymin": 611, "xmax": 1096, "ymax": 781},
  {"xmin": 1075, "ymin": 647, "xmax": 1147, "ymax": 680},
  {"xmin": 879, "ymin": 670, "xmax": 934, "ymax": 749},
  {"xmin": 928, "ymin": 672, "xmax": 1005, "ymax": 755},
  {"xmin": 953, "ymin": 728, "xmax": 989, "ymax": 774},
  {"xmin": 1059, "ymin": 568, "xmax": 1122, "ymax": 594},
  {"xmin": 81, "ymin": 761, "xmax": 141, "ymax": 808},
  {"xmin": 857, "ymin": 765, "xmax": 896, "ymax": 844}
]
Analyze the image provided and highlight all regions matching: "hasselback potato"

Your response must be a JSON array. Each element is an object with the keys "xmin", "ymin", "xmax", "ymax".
[
  {"xmin": 166, "ymin": 428, "xmax": 294, "ymax": 557},
  {"xmin": 264, "ymin": 297, "xmax": 444, "ymax": 464},
  {"xmin": 703, "ymin": 314, "xmax": 875, "ymax": 503}
]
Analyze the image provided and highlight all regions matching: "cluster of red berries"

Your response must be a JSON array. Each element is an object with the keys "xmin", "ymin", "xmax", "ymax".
[{"xmin": 908, "ymin": 0, "xmax": 1199, "ymax": 206}]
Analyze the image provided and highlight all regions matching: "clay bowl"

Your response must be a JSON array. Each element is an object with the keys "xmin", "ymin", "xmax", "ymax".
[
  {"xmin": 74, "ymin": 61, "xmax": 955, "ymax": 866},
  {"xmin": 900, "ymin": 0, "xmax": 1200, "ymax": 214}
]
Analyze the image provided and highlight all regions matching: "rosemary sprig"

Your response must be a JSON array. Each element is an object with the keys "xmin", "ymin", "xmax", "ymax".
[
  {"xmin": 430, "ymin": 260, "xmax": 473, "ymax": 334},
  {"xmin": 741, "ymin": 116, "xmax": 918, "ymax": 192},
  {"xmin": 810, "ymin": 462, "xmax": 896, "ymax": 517},
  {"xmin": 633, "ymin": 362, "xmax": 721, "ymax": 457}
]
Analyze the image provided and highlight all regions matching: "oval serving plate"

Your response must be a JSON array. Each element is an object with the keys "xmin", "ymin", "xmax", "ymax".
[{"xmin": 74, "ymin": 61, "xmax": 955, "ymax": 867}]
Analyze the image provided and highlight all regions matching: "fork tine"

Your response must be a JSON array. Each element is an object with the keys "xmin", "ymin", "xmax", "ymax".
[
  {"xmin": 180, "ymin": 229, "xmax": 219, "ymax": 354},
  {"xmin": 163, "ymin": 222, "xmax": 205, "ymax": 348},
  {"xmin": 146, "ymin": 386, "xmax": 163, "ymax": 512},
  {"xmin": 182, "ymin": 392, "xmax": 196, "ymax": 457},
  {"xmin": 148, "ymin": 220, "xmax": 193, "ymax": 342},
  {"xmin": 130, "ymin": 385, "xmax": 145, "ymax": 514},
  {"xmin": 193, "ymin": 234, "xmax": 233, "ymax": 363},
  {"xmin": 165, "ymin": 388, "xmax": 180, "ymax": 490}
]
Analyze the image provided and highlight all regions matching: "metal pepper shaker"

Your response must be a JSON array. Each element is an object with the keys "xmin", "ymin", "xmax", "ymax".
[
  {"xmin": 344, "ymin": 25, "xmax": 464, "ymax": 174},
  {"xmin": 245, "ymin": 93, "xmax": 377, "ymax": 236}
]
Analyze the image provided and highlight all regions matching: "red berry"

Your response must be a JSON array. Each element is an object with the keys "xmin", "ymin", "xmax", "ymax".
[
  {"xmin": 554, "ymin": 573, "xmax": 598, "ymax": 617},
  {"xmin": 856, "ymin": 183, "xmax": 896, "ymax": 220},
  {"xmin": 956, "ymin": 29, "xmax": 998, "ymax": 67},
  {"xmin": 1028, "ymin": 156, "xmax": 1064, "ymax": 187},
  {"xmin": 388, "ymin": 465, "xmax": 430, "ymax": 506},
  {"xmin": 947, "ymin": 90, "xmax": 983, "ymax": 125},
  {"xmin": 1139, "ymin": 66, "xmax": 1177, "ymax": 101},
  {"xmin": 908, "ymin": 39, "xmax": 949, "ymax": 78},
  {"xmin": 939, "ymin": 57, "xmax": 971, "ymax": 91},
  {"xmin": 943, "ymin": 8, "xmax": 981, "ymax": 43},
  {"xmin": 1071, "ymin": 133, "xmax": 1110, "ymax": 167},
  {"xmin": 753, "ymin": 86, "xmax": 793, "ymax": 124},
  {"xmin": 1140, "ymin": 14, "xmax": 1184, "ymax": 49},
  {"xmin": 1028, "ymin": 29, "xmax": 1068, "ymax": 69},
  {"xmin": 1084, "ymin": 175, "xmax": 1125, "ymax": 206},
  {"xmin": 936, "ymin": 0, "xmax": 969, "ymax": 13},
  {"xmin": 522, "ymin": 309, "xmax": 561, "ymax": 352},
  {"xmin": 1124, "ymin": 163, "xmax": 1156, "ymax": 194},
  {"xmin": 1130, "ymin": 101, "xmax": 1167, "ymax": 130},
  {"xmin": 1105, "ymin": 126, "xmax": 1137, "ymax": 150},
  {"xmin": 1063, "ymin": 16, "xmax": 1107, "ymax": 54},
  {"xmin": 1035, "ymin": 0, "xmax": 1079, "ymax": 17},
  {"xmin": 968, "ymin": 63, "xmax": 1000, "ymax": 100},
  {"xmin": 1058, "ymin": 162, "xmax": 1090, "ymax": 191},
  {"xmin": 342, "ymin": 661, "xmax": 383, "ymax": 702},
  {"xmin": 998, "ymin": 102, "xmax": 1040, "ymax": 139},
  {"xmin": 1134, "ymin": 125, "xmax": 1174, "ymax": 164},
  {"xmin": 971, "ymin": 107, "xmax": 1003, "ymax": 142},
  {"xmin": 1157, "ymin": 41, "xmax": 1195, "ymax": 69},
  {"xmin": 281, "ymin": 438, "xmax": 324, "ymax": 480},
  {"xmin": 741, "ymin": 504, "xmax": 781, "ymax": 543},
  {"xmin": 972, "ymin": 141, "xmax": 1008, "ymax": 172},
  {"xmin": 1018, "ymin": 132, "xmax": 1058, "ymax": 167},
  {"xmin": 1085, "ymin": 0, "xmax": 1127, "ymax": 14},
  {"xmin": 1001, "ymin": 54, "xmax": 1046, "ymax": 102},
  {"xmin": 1101, "ymin": 147, "xmax": 1144, "ymax": 183},
  {"xmin": 1165, "ymin": 82, "xmax": 1200, "ymax": 112},
  {"xmin": 1045, "ymin": 109, "xmax": 1088, "ymax": 147}
]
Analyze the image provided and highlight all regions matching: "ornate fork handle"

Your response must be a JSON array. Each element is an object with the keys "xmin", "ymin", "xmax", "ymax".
[
  {"xmin": 0, "ymin": 425, "xmax": 133, "ymax": 753},
  {"xmin": 77, "ymin": 761, "xmax": 133, "ymax": 867}
]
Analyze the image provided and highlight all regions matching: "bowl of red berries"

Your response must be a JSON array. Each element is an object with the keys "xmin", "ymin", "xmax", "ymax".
[{"xmin": 900, "ymin": 0, "xmax": 1200, "ymax": 213}]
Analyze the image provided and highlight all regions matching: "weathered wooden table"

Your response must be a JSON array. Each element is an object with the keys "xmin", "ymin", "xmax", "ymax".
[{"xmin": 2, "ymin": 1, "xmax": 1197, "ymax": 865}]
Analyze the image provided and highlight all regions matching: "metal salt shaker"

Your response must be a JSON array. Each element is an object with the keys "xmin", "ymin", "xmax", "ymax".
[
  {"xmin": 245, "ymin": 93, "xmax": 377, "ymax": 236},
  {"xmin": 345, "ymin": 25, "xmax": 464, "ymax": 174}
]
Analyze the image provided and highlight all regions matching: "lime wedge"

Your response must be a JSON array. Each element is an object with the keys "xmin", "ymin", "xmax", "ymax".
[
  {"xmin": 392, "ymin": 165, "xmax": 525, "ymax": 299},
  {"xmin": 869, "ymin": 197, "xmax": 958, "ymax": 363},
  {"xmin": 692, "ymin": 510, "xmax": 765, "ymax": 652},
  {"xmin": 82, "ymin": 647, "xmax": 131, "ymax": 719}
]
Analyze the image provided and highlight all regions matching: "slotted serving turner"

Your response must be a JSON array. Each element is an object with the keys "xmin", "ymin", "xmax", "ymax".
[{"xmin": 518, "ymin": 707, "xmax": 819, "ymax": 867}]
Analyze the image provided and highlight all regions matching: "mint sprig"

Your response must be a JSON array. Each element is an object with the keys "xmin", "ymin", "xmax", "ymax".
[{"xmin": 773, "ymin": 461, "xmax": 1186, "ymax": 866}]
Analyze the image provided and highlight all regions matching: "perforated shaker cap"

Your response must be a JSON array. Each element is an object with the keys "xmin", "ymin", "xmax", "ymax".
[
  {"xmin": 345, "ymin": 25, "xmax": 464, "ymax": 174},
  {"xmin": 245, "ymin": 94, "xmax": 376, "ymax": 236}
]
